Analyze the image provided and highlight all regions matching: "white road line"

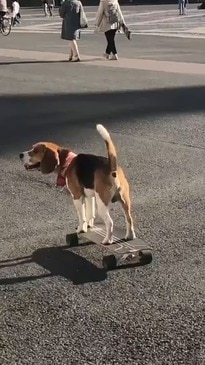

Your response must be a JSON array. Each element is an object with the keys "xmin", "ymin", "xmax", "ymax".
[
  {"xmin": 128, "ymin": 13, "xmax": 204, "ymax": 26},
  {"xmin": 132, "ymin": 31, "xmax": 205, "ymax": 39}
]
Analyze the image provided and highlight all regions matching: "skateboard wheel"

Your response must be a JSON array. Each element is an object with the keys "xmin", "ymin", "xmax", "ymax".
[
  {"xmin": 138, "ymin": 250, "xmax": 152, "ymax": 265},
  {"xmin": 66, "ymin": 233, "xmax": 79, "ymax": 247},
  {"xmin": 102, "ymin": 255, "xmax": 117, "ymax": 270}
]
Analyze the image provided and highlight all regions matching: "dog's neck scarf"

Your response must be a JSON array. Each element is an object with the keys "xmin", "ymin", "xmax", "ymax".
[{"xmin": 56, "ymin": 151, "xmax": 77, "ymax": 187}]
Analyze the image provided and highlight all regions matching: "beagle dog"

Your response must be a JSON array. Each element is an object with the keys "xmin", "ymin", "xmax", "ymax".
[{"xmin": 19, "ymin": 124, "xmax": 136, "ymax": 244}]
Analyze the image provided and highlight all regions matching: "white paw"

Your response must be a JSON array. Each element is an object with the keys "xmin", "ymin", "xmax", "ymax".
[
  {"xmin": 87, "ymin": 218, "xmax": 94, "ymax": 228},
  {"xmin": 76, "ymin": 222, "xmax": 87, "ymax": 233},
  {"xmin": 102, "ymin": 236, "xmax": 113, "ymax": 245},
  {"xmin": 125, "ymin": 229, "xmax": 136, "ymax": 241}
]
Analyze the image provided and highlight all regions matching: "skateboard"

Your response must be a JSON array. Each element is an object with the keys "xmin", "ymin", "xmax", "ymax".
[{"xmin": 66, "ymin": 223, "xmax": 152, "ymax": 271}]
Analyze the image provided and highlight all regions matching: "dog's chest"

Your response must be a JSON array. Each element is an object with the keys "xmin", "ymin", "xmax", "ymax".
[{"xmin": 84, "ymin": 188, "xmax": 95, "ymax": 197}]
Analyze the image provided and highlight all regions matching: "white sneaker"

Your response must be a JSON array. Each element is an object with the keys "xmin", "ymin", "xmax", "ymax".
[{"xmin": 109, "ymin": 54, "xmax": 118, "ymax": 60}]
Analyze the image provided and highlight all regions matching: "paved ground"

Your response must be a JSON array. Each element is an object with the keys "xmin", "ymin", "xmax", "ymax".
[
  {"xmin": 0, "ymin": 4, "xmax": 205, "ymax": 365},
  {"xmin": 13, "ymin": 4, "xmax": 205, "ymax": 39}
]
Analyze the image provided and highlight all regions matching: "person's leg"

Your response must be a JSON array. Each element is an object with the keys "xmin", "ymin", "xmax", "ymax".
[
  {"xmin": 179, "ymin": 0, "xmax": 183, "ymax": 15},
  {"xmin": 48, "ymin": 5, "xmax": 53, "ymax": 16},
  {"xmin": 12, "ymin": 16, "xmax": 18, "ymax": 26},
  {"xmin": 109, "ymin": 30, "xmax": 118, "ymax": 60},
  {"xmin": 68, "ymin": 41, "xmax": 73, "ymax": 61},
  {"xmin": 183, "ymin": 0, "xmax": 187, "ymax": 15},
  {"xmin": 70, "ymin": 40, "xmax": 80, "ymax": 61},
  {"xmin": 15, "ymin": 14, "xmax": 20, "ymax": 24},
  {"xmin": 43, "ymin": 3, "xmax": 48, "ymax": 16},
  {"xmin": 104, "ymin": 30, "xmax": 111, "ymax": 58}
]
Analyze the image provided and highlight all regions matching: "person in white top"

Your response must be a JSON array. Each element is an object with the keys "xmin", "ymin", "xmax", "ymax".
[
  {"xmin": 95, "ymin": 0, "xmax": 125, "ymax": 60},
  {"xmin": 11, "ymin": 0, "xmax": 21, "ymax": 26}
]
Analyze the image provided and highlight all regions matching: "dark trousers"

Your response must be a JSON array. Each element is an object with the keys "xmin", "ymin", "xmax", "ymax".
[
  {"xmin": 12, "ymin": 13, "xmax": 21, "ymax": 26},
  {"xmin": 105, "ymin": 29, "xmax": 117, "ymax": 55}
]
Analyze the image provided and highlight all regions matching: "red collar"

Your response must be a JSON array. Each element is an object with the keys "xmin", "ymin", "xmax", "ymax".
[{"xmin": 56, "ymin": 151, "xmax": 77, "ymax": 187}]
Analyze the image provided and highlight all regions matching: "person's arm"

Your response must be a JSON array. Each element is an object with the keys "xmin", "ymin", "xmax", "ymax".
[
  {"xmin": 117, "ymin": 2, "xmax": 125, "ymax": 25},
  {"xmin": 95, "ymin": 0, "xmax": 104, "ymax": 26}
]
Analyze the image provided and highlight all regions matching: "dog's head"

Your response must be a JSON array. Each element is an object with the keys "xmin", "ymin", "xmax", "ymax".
[{"xmin": 19, "ymin": 142, "xmax": 61, "ymax": 174}]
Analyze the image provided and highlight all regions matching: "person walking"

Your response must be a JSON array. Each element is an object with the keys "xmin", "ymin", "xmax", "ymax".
[
  {"xmin": 178, "ymin": 0, "xmax": 188, "ymax": 15},
  {"xmin": 95, "ymin": 0, "xmax": 126, "ymax": 60},
  {"xmin": 59, "ymin": 0, "xmax": 88, "ymax": 62},
  {"xmin": 11, "ymin": 0, "xmax": 21, "ymax": 26},
  {"xmin": 42, "ymin": 0, "xmax": 55, "ymax": 17}
]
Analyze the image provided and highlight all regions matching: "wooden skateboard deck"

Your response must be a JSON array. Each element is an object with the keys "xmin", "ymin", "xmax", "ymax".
[{"xmin": 66, "ymin": 223, "xmax": 152, "ymax": 270}]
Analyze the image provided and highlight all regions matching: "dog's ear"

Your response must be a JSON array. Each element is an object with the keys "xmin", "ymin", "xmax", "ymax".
[{"xmin": 40, "ymin": 146, "xmax": 59, "ymax": 174}]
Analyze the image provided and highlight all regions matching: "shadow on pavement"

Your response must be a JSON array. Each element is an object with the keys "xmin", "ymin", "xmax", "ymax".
[
  {"xmin": 0, "ymin": 245, "xmax": 107, "ymax": 285},
  {"xmin": 0, "ymin": 58, "xmax": 102, "ymax": 65},
  {"xmin": 0, "ymin": 85, "xmax": 204, "ymax": 154}
]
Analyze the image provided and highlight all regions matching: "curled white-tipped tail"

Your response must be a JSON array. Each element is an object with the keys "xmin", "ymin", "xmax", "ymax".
[
  {"xmin": 96, "ymin": 124, "xmax": 117, "ymax": 172},
  {"xmin": 96, "ymin": 124, "xmax": 110, "ymax": 142}
]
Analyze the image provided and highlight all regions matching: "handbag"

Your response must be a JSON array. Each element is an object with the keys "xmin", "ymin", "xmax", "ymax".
[{"xmin": 79, "ymin": 7, "xmax": 88, "ymax": 29}]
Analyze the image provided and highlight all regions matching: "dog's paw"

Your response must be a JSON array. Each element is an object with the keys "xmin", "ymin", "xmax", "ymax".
[
  {"xmin": 87, "ymin": 218, "xmax": 94, "ymax": 228},
  {"xmin": 76, "ymin": 222, "xmax": 87, "ymax": 233},
  {"xmin": 102, "ymin": 236, "xmax": 113, "ymax": 245},
  {"xmin": 125, "ymin": 229, "xmax": 136, "ymax": 241}
]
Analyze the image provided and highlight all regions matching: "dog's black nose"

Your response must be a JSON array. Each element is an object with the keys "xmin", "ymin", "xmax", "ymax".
[{"xmin": 19, "ymin": 153, "xmax": 24, "ymax": 160}]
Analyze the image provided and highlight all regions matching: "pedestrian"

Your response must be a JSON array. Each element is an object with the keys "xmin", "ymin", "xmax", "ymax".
[
  {"xmin": 42, "ymin": 0, "xmax": 55, "ymax": 17},
  {"xmin": 95, "ymin": 0, "xmax": 129, "ymax": 60},
  {"xmin": 11, "ymin": 0, "xmax": 21, "ymax": 26},
  {"xmin": 178, "ymin": 0, "xmax": 188, "ymax": 15},
  {"xmin": 59, "ymin": 0, "xmax": 88, "ymax": 62},
  {"xmin": 0, "ymin": 0, "xmax": 8, "ymax": 20}
]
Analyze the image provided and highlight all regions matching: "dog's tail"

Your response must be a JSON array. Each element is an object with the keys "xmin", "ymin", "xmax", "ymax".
[{"xmin": 96, "ymin": 124, "xmax": 117, "ymax": 175}]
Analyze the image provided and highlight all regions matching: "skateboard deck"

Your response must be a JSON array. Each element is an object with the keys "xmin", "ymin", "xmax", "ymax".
[{"xmin": 66, "ymin": 223, "xmax": 152, "ymax": 270}]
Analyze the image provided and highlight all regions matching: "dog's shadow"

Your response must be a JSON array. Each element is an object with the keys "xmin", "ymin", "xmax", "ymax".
[{"xmin": 0, "ymin": 244, "xmax": 107, "ymax": 286}]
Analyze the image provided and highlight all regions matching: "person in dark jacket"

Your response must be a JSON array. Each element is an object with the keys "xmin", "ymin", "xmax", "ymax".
[{"xmin": 59, "ymin": 0, "xmax": 87, "ymax": 62}]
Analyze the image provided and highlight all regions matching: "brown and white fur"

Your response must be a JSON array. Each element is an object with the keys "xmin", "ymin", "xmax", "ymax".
[{"xmin": 19, "ymin": 124, "xmax": 136, "ymax": 244}]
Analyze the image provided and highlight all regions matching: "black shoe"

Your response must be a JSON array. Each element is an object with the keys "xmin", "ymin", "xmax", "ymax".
[{"xmin": 72, "ymin": 57, "xmax": 80, "ymax": 62}]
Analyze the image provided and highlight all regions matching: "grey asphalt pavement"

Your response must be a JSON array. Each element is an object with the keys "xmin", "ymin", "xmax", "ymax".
[
  {"xmin": 13, "ymin": 5, "xmax": 205, "ymax": 39},
  {"xmin": 0, "ymin": 5, "xmax": 205, "ymax": 365}
]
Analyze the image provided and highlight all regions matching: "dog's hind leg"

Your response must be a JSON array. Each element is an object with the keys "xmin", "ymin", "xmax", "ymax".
[
  {"xmin": 95, "ymin": 192, "xmax": 113, "ymax": 244},
  {"xmin": 73, "ymin": 196, "xmax": 87, "ymax": 233},
  {"xmin": 119, "ymin": 187, "xmax": 136, "ymax": 241},
  {"xmin": 84, "ymin": 189, "xmax": 95, "ymax": 228},
  {"xmin": 85, "ymin": 196, "xmax": 95, "ymax": 228}
]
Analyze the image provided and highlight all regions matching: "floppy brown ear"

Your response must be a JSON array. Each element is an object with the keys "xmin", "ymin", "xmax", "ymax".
[{"xmin": 40, "ymin": 147, "xmax": 59, "ymax": 174}]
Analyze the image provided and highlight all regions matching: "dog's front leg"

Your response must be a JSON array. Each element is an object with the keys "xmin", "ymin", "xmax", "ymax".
[{"xmin": 73, "ymin": 196, "xmax": 87, "ymax": 233}]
